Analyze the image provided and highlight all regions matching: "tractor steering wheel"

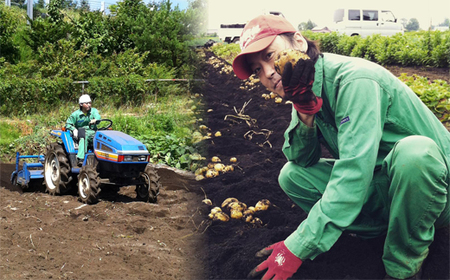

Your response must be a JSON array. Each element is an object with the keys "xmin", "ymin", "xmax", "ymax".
[{"xmin": 90, "ymin": 119, "xmax": 113, "ymax": 130}]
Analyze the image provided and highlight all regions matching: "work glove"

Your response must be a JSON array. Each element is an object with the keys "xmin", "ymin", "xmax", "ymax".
[
  {"xmin": 89, "ymin": 119, "xmax": 97, "ymax": 125},
  {"xmin": 73, "ymin": 128, "xmax": 78, "ymax": 140},
  {"xmin": 247, "ymin": 241, "xmax": 303, "ymax": 280},
  {"xmin": 282, "ymin": 59, "xmax": 322, "ymax": 115}
]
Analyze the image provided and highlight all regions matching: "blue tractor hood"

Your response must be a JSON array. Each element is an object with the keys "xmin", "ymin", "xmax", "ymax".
[{"xmin": 94, "ymin": 131, "xmax": 149, "ymax": 155}]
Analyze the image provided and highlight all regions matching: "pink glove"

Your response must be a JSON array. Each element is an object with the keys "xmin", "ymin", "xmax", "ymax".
[{"xmin": 248, "ymin": 241, "xmax": 303, "ymax": 280}]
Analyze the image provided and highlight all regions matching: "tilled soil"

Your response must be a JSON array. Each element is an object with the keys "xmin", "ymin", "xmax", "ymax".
[
  {"xmin": 0, "ymin": 50, "xmax": 449, "ymax": 280},
  {"xmin": 197, "ymin": 50, "xmax": 449, "ymax": 279}
]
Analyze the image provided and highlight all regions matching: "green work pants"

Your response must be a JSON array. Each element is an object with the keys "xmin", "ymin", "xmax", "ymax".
[
  {"xmin": 76, "ymin": 129, "xmax": 96, "ymax": 161},
  {"xmin": 278, "ymin": 136, "xmax": 449, "ymax": 279}
]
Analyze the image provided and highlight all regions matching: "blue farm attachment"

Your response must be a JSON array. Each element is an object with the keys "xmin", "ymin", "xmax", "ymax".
[{"xmin": 11, "ymin": 152, "xmax": 45, "ymax": 189}]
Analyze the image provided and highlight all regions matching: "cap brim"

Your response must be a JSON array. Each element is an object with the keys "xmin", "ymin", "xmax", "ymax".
[{"xmin": 232, "ymin": 35, "xmax": 277, "ymax": 80}]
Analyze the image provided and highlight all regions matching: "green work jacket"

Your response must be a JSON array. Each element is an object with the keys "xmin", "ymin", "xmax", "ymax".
[
  {"xmin": 283, "ymin": 53, "xmax": 450, "ymax": 260},
  {"xmin": 66, "ymin": 108, "xmax": 101, "ymax": 132}
]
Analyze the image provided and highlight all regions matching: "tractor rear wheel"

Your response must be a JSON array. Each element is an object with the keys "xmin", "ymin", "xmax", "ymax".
[
  {"xmin": 44, "ymin": 143, "xmax": 73, "ymax": 195},
  {"xmin": 78, "ymin": 165, "xmax": 100, "ymax": 204},
  {"xmin": 136, "ymin": 165, "xmax": 161, "ymax": 203}
]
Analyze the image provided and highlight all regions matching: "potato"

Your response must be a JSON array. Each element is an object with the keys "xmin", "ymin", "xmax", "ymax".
[
  {"xmin": 221, "ymin": 197, "xmax": 238, "ymax": 209},
  {"xmin": 224, "ymin": 165, "xmax": 234, "ymax": 172},
  {"xmin": 243, "ymin": 207, "xmax": 255, "ymax": 216},
  {"xmin": 274, "ymin": 49, "xmax": 310, "ymax": 76},
  {"xmin": 212, "ymin": 212, "xmax": 230, "ymax": 222},
  {"xmin": 243, "ymin": 214, "xmax": 253, "ymax": 223},
  {"xmin": 275, "ymin": 97, "xmax": 283, "ymax": 104},
  {"xmin": 195, "ymin": 175, "xmax": 205, "ymax": 181},
  {"xmin": 228, "ymin": 201, "xmax": 247, "ymax": 212},
  {"xmin": 202, "ymin": 198, "xmax": 212, "ymax": 205},
  {"xmin": 210, "ymin": 207, "xmax": 222, "ymax": 214},
  {"xmin": 214, "ymin": 163, "xmax": 225, "ymax": 172},
  {"xmin": 205, "ymin": 169, "xmax": 218, "ymax": 178},
  {"xmin": 215, "ymin": 131, "xmax": 222, "ymax": 137},
  {"xmin": 255, "ymin": 199, "xmax": 271, "ymax": 211},
  {"xmin": 229, "ymin": 157, "xmax": 237, "ymax": 163},
  {"xmin": 211, "ymin": 156, "xmax": 221, "ymax": 162},
  {"xmin": 230, "ymin": 209, "xmax": 243, "ymax": 219}
]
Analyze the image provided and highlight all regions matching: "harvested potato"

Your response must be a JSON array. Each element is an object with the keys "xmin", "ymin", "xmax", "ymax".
[
  {"xmin": 275, "ymin": 97, "xmax": 283, "ymax": 103},
  {"xmin": 224, "ymin": 165, "xmax": 234, "ymax": 172},
  {"xmin": 210, "ymin": 207, "xmax": 222, "ymax": 214},
  {"xmin": 274, "ymin": 49, "xmax": 310, "ymax": 76},
  {"xmin": 205, "ymin": 169, "xmax": 219, "ymax": 178},
  {"xmin": 243, "ymin": 207, "xmax": 255, "ymax": 216},
  {"xmin": 215, "ymin": 131, "xmax": 222, "ymax": 137},
  {"xmin": 255, "ymin": 199, "xmax": 271, "ymax": 211},
  {"xmin": 214, "ymin": 163, "xmax": 225, "ymax": 172},
  {"xmin": 229, "ymin": 157, "xmax": 237, "ymax": 163},
  {"xmin": 221, "ymin": 197, "xmax": 238, "ymax": 209},
  {"xmin": 195, "ymin": 175, "xmax": 205, "ymax": 181},
  {"xmin": 228, "ymin": 201, "xmax": 247, "ymax": 212},
  {"xmin": 202, "ymin": 198, "xmax": 212, "ymax": 205},
  {"xmin": 211, "ymin": 156, "xmax": 221, "ymax": 162},
  {"xmin": 269, "ymin": 92, "xmax": 277, "ymax": 99},
  {"xmin": 207, "ymin": 162, "xmax": 215, "ymax": 169},
  {"xmin": 211, "ymin": 212, "xmax": 230, "ymax": 222},
  {"xmin": 243, "ymin": 214, "xmax": 253, "ymax": 223},
  {"xmin": 230, "ymin": 209, "xmax": 243, "ymax": 219}
]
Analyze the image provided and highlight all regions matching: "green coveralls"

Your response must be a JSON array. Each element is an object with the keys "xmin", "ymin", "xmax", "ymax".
[
  {"xmin": 65, "ymin": 108, "xmax": 101, "ymax": 161},
  {"xmin": 279, "ymin": 53, "xmax": 450, "ymax": 278}
]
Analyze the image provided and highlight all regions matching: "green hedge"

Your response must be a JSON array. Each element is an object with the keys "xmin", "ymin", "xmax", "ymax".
[
  {"xmin": 0, "ymin": 75, "xmax": 182, "ymax": 116},
  {"xmin": 304, "ymin": 31, "xmax": 450, "ymax": 68}
]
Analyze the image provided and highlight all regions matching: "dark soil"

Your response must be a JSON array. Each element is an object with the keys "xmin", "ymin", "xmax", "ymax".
[
  {"xmin": 0, "ymin": 50, "xmax": 448, "ymax": 280},
  {"xmin": 197, "ymin": 50, "xmax": 450, "ymax": 279}
]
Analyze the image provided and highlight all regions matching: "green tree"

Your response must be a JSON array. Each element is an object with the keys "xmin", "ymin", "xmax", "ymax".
[
  {"xmin": 406, "ymin": 18, "xmax": 420, "ymax": 31},
  {"xmin": 439, "ymin": 18, "xmax": 450, "ymax": 27},
  {"xmin": 0, "ymin": 5, "xmax": 21, "ymax": 63},
  {"xmin": 21, "ymin": 0, "xmax": 72, "ymax": 52},
  {"xmin": 298, "ymin": 19, "xmax": 317, "ymax": 31}
]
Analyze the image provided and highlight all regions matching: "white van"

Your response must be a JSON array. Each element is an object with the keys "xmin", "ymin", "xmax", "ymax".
[{"xmin": 333, "ymin": 8, "xmax": 404, "ymax": 37}]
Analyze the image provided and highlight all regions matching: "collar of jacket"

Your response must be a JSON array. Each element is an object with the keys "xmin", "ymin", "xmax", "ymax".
[{"xmin": 312, "ymin": 54, "xmax": 324, "ymax": 115}]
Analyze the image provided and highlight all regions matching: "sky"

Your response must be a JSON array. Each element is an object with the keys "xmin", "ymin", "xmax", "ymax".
[
  {"xmin": 204, "ymin": 0, "xmax": 450, "ymax": 31},
  {"xmin": 86, "ymin": 0, "xmax": 449, "ymax": 30}
]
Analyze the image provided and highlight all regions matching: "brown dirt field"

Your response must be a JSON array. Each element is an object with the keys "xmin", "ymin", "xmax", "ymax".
[{"xmin": 1, "ymin": 50, "xmax": 449, "ymax": 280}]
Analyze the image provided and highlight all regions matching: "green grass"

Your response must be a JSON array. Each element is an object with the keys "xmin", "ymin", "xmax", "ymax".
[{"xmin": 0, "ymin": 122, "xmax": 21, "ymax": 146}]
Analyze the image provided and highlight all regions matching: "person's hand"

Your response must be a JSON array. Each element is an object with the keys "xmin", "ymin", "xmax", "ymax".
[
  {"xmin": 282, "ymin": 59, "xmax": 322, "ymax": 115},
  {"xmin": 247, "ymin": 241, "xmax": 303, "ymax": 280},
  {"xmin": 73, "ymin": 128, "xmax": 78, "ymax": 139},
  {"xmin": 89, "ymin": 119, "xmax": 97, "ymax": 125}
]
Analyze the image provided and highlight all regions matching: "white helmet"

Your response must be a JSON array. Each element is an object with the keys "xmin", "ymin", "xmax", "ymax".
[{"xmin": 79, "ymin": 94, "xmax": 91, "ymax": 104}]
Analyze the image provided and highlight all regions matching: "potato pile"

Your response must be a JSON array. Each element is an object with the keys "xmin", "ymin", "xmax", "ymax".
[
  {"xmin": 207, "ymin": 197, "xmax": 271, "ymax": 227},
  {"xmin": 195, "ymin": 156, "xmax": 236, "ymax": 180},
  {"xmin": 274, "ymin": 49, "xmax": 310, "ymax": 76},
  {"xmin": 207, "ymin": 56, "xmax": 233, "ymax": 75},
  {"xmin": 239, "ymin": 75, "xmax": 260, "ymax": 91}
]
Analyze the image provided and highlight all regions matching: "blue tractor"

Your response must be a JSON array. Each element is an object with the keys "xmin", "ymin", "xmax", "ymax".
[{"xmin": 12, "ymin": 119, "xmax": 161, "ymax": 204}]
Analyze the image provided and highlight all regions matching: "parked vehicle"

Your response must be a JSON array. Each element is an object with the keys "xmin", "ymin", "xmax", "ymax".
[
  {"xmin": 11, "ymin": 119, "xmax": 161, "ymax": 204},
  {"xmin": 333, "ymin": 8, "xmax": 404, "ymax": 37},
  {"xmin": 217, "ymin": 11, "xmax": 284, "ymax": 44}
]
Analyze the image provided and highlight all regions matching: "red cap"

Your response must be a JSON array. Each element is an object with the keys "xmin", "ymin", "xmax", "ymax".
[{"xmin": 232, "ymin": 15, "xmax": 297, "ymax": 80}]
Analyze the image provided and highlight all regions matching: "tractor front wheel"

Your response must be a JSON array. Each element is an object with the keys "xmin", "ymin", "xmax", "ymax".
[
  {"xmin": 136, "ymin": 165, "xmax": 161, "ymax": 203},
  {"xmin": 44, "ymin": 143, "xmax": 73, "ymax": 195},
  {"xmin": 78, "ymin": 165, "xmax": 100, "ymax": 204}
]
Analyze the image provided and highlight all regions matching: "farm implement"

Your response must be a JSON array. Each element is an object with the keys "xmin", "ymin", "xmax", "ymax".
[{"xmin": 11, "ymin": 119, "xmax": 161, "ymax": 204}]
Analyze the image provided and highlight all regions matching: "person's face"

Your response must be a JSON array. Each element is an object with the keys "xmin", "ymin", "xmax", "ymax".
[
  {"xmin": 246, "ymin": 33, "xmax": 306, "ymax": 98},
  {"xmin": 81, "ymin": 102, "xmax": 91, "ymax": 111}
]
